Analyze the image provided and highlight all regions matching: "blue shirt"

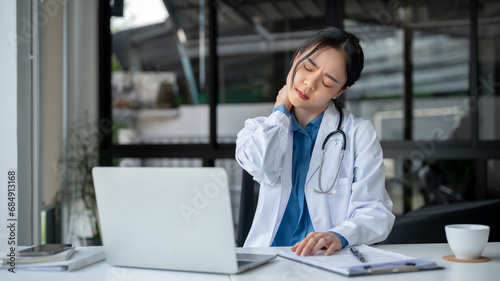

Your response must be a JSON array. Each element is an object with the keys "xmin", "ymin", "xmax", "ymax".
[{"xmin": 271, "ymin": 105, "xmax": 348, "ymax": 248}]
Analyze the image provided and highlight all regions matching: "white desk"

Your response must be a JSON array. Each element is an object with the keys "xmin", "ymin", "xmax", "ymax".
[
  {"xmin": 235, "ymin": 242, "xmax": 500, "ymax": 281},
  {"xmin": 2, "ymin": 243, "xmax": 500, "ymax": 281}
]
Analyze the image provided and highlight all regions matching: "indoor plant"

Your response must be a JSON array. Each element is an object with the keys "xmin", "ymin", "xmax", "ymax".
[{"xmin": 58, "ymin": 117, "xmax": 102, "ymax": 245}]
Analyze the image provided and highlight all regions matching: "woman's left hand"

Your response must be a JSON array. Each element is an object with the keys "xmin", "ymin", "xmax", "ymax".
[{"xmin": 290, "ymin": 232, "xmax": 343, "ymax": 256}]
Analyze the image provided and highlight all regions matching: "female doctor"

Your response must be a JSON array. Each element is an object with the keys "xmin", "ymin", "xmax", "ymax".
[{"xmin": 235, "ymin": 27, "xmax": 395, "ymax": 256}]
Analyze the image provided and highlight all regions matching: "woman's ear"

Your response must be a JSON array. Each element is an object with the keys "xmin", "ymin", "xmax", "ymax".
[{"xmin": 334, "ymin": 86, "xmax": 349, "ymax": 100}]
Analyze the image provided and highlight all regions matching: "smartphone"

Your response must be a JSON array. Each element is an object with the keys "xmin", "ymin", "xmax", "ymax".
[{"xmin": 18, "ymin": 244, "xmax": 73, "ymax": 256}]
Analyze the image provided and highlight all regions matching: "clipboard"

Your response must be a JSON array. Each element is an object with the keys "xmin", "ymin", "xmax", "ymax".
[{"xmin": 278, "ymin": 244, "xmax": 443, "ymax": 277}]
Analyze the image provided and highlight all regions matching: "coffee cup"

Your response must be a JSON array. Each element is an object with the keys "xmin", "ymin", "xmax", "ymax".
[{"xmin": 445, "ymin": 224, "xmax": 490, "ymax": 260}]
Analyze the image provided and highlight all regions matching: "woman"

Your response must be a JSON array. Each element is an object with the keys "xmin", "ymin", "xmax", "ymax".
[{"xmin": 235, "ymin": 27, "xmax": 394, "ymax": 256}]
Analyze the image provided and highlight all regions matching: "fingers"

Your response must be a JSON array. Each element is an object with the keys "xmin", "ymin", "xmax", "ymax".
[
  {"xmin": 274, "ymin": 85, "xmax": 293, "ymax": 111},
  {"xmin": 324, "ymin": 245, "xmax": 338, "ymax": 256},
  {"xmin": 286, "ymin": 67, "xmax": 293, "ymax": 88},
  {"xmin": 294, "ymin": 232, "xmax": 321, "ymax": 256},
  {"xmin": 291, "ymin": 232, "xmax": 342, "ymax": 256},
  {"xmin": 323, "ymin": 232, "xmax": 342, "ymax": 255},
  {"xmin": 275, "ymin": 63, "xmax": 295, "ymax": 111},
  {"xmin": 286, "ymin": 56, "xmax": 299, "ymax": 87},
  {"xmin": 291, "ymin": 233, "xmax": 311, "ymax": 255},
  {"xmin": 310, "ymin": 236, "xmax": 329, "ymax": 254}
]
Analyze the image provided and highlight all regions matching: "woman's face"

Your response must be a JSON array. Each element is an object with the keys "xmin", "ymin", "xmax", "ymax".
[{"xmin": 288, "ymin": 47, "xmax": 348, "ymax": 113}]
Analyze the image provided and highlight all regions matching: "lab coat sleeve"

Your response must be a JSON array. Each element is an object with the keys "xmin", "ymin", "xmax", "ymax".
[
  {"xmin": 329, "ymin": 120, "xmax": 395, "ymax": 245},
  {"xmin": 235, "ymin": 110, "xmax": 290, "ymax": 186}
]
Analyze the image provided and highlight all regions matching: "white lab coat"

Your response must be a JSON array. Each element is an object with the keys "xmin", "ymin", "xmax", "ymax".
[{"xmin": 235, "ymin": 101, "xmax": 395, "ymax": 247}]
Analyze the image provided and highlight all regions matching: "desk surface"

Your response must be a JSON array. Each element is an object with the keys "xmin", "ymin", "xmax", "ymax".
[{"xmin": 2, "ymin": 242, "xmax": 500, "ymax": 281}]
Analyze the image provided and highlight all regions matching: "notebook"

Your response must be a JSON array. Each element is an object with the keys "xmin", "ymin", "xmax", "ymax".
[
  {"xmin": 0, "ymin": 247, "xmax": 104, "ymax": 271},
  {"xmin": 92, "ymin": 167, "xmax": 276, "ymax": 274}
]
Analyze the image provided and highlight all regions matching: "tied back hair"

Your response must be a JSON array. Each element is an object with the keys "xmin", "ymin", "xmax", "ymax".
[{"xmin": 289, "ymin": 27, "xmax": 364, "ymax": 111}]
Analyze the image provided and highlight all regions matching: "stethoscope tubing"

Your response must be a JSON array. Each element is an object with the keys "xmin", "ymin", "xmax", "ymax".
[
  {"xmin": 315, "ymin": 148, "xmax": 344, "ymax": 194},
  {"xmin": 313, "ymin": 108, "xmax": 346, "ymax": 194}
]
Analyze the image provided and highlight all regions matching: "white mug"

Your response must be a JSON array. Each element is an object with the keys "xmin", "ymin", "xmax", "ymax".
[{"xmin": 445, "ymin": 224, "xmax": 490, "ymax": 260}]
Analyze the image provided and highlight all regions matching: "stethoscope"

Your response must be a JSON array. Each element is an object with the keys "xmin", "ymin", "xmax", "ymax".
[{"xmin": 311, "ymin": 109, "xmax": 346, "ymax": 194}]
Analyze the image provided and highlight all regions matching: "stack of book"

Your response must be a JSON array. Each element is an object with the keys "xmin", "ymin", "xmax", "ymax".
[{"xmin": 1, "ymin": 245, "xmax": 105, "ymax": 272}]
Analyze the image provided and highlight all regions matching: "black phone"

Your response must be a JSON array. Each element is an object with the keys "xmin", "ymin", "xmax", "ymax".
[{"xmin": 18, "ymin": 244, "xmax": 73, "ymax": 256}]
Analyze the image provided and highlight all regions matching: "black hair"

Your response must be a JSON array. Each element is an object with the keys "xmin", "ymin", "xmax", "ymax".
[{"xmin": 289, "ymin": 26, "xmax": 364, "ymax": 110}]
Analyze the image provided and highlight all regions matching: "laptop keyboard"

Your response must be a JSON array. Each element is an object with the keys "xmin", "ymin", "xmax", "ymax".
[{"xmin": 237, "ymin": 260, "xmax": 255, "ymax": 267}]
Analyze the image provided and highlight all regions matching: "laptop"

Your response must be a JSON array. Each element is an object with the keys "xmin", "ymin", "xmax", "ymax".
[{"xmin": 92, "ymin": 167, "xmax": 276, "ymax": 274}]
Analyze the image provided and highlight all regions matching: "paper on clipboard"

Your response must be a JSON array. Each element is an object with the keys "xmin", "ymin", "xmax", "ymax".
[{"xmin": 278, "ymin": 244, "xmax": 442, "ymax": 276}]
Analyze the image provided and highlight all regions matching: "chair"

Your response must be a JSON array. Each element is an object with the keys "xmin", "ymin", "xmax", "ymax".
[
  {"xmin": 381, "ymin": 199, "xmax": 500, "ymax": 244},
  {"xmin": 237, "ymin": 170, "xmax": 259, "ymax": 247}
]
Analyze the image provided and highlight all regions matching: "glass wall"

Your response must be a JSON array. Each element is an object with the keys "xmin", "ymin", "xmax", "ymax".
[
  {"xmin": 109, "ymin": 1, "xmax": 332, "ymax": 145},
  {"xmin": 102, "ymin": 1, "xmax": 500, "ymax": 219},
  {"xmin": 111, "ymin": 0, "xmax": 210, "ymax": 145},
  {"xmin": 345, "ymin": 1, "xmax": 470, "ymax": 141},
  {"xmin": 487, "ymin": 160, "xmax": 500, "ymax": 197},
  {"xmin": 344, "ymin": 0, "xmax": 499, "ymax": 212},
  {"xmin": 478, "ymin": 0, "xmax": 500, "ymax": 197},
  {"xmin": 385, "ymin": 156, "xmax": 478, "ymax": 216},
  {"xmin": 478, "ymin": 0, "xmax": 500, "ymax": 141}
]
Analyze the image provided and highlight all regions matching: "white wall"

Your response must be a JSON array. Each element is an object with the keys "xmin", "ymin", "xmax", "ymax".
[
  {"xmin": 40, "ymin": 0, "xmax": 98, "ymax": 211},
  {"xmin": 40, "ymin": 0, "xmax": 64, "ymax": 210},
  {"xmin": 0, "ymin": 1, "xmax": 18, "ymax": 252}
]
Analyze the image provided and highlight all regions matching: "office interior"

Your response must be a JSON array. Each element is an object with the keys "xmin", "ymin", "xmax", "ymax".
[{"xmin": 3, "ymin": 0, "xmax": 500, "ymax": 249}]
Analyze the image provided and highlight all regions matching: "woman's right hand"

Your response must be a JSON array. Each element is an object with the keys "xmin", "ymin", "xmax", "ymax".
[
  {"xmin": 275, "ymin": 65, "xmax": 295, "ymax": 112},
  {"xmin": 275, "ymin": 85, "xmax": 293, "ymax": 112}
]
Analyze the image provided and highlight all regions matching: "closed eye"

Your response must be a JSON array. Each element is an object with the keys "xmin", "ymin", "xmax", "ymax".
[
  {"xmin": 323, "ymin": 81, "xmax": 333, "ymax": 88},
  {"xmin": 303, "ymin": 65, "xmax": 334, "ymax": 88},
  {"xmin": 304, "ymin": 58, "xmax": 336, "ymax": 88},
  {"xmin": 306, "ymin": 57, "xmax": 340, "ymax": 87}
]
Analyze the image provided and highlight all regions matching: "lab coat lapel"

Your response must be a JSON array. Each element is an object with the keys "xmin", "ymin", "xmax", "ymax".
[
  {"xmin": 306, "ymin": 103, "xmax": 341, "ymax": 185},
  {"xmin": 271, "ymin": 126, "xmax": 294, "ymax": 243},
  {"xmin": 280, "ymin": 135, "xmax": 294, "ymax": 210}
]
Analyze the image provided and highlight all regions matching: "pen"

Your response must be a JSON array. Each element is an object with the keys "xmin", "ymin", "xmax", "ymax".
[{"xmin": 350, "ymin": 247, "xmax": 366, "ymax": 262}]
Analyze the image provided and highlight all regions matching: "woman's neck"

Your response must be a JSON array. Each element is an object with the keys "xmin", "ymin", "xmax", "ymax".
[{"xmin": 292, "ymin": 106, "xmax": 327, "ymax": 128}]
